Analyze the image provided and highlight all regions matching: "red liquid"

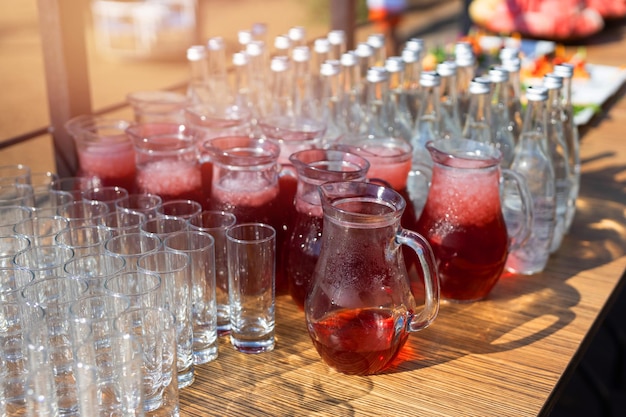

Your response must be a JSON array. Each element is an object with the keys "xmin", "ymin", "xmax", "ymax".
[
  {"xmin": 200, "ymin": 161, "xmax": 213, "ymax": 210},
  {"xmin": 274, "ymin": 174, "xmax": 298, "ymax": 295},
  {"xmin": 308, "ymin": 307, "xmax": 409, "ymax": 375},
  {"xmin": 136, "ymin": 160, "xmax": 203, "ymax": 203},
  {"xmin": 285, "ymin": 212, "xmax": 323, "ymax": 309},
  {"xmin": 415, "ymin": 210, "xmax": 509, "ymax": 301},
  {"xmin": 209, "ymin": 182, "xmax": 279, "ymax": 225},
  {"xmin": 77, "ymin": 144, "xmax": 137, "ymax": 193}
]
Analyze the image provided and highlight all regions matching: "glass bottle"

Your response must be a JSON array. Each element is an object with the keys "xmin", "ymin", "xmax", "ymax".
[
  {"xmin": 455, "ymin": 41, "xmax": 477, "ymax": 127},
  {"xmin": 246, "ymin": 40, "xmax": 270, "ymax": 118},
  {"xmin": 362, "ymin": 67, "xmax": 391, "ymax": 139},
  {"xmin": 411, "ymin": 71, "xmax": 441, "ymax": 170},
  {"xmin": 506, "ymin": 86, "xmax": 556, "ymax": 275},
  {"xmin": 206, "ymin": 36, "xmax": 233, "ymax": 110},
  {"xmin": 339, "ymin": 51, "xmax": 365, "ymax": 136},
  {"xmin": 436, "ymin": 60, "xmax": 463, "ymax": 139},
  {"xmin": 367, "ymin": 33, "xmax": 387, "ymax": 67},
  {"xmin": 554, "ymin": 64, "xmax": 580, "ymax": 232},
  {"xmin": 186, "ymin": 45, "xmax": 211, "ymax": 105},
  {"xmin": 327, "ymin": 29, "xmax": 346, "ymax": 61},
  {"xmin": 312, "ymin": 38, "xmax": 331, "ymax": 106},
  {"xmin": 355, "ymin": 42, "xmax": 375, "ymax": 88},
  {"xmin": 401, "ymin": 47, "xmax": 423, "ymax": 126},
  {"xmin": 292, "ymin": 45, "xmax": 317, "ymax": 120},
  {"xmin": 500, "ymin": 56, "xmax": 524, "ymax": 146},
  {"xmin": 461, "ymin": 78, "xmax": 492, "ymax": 145},
  {"xmin": 488, "ymin": 66, "xmax": 516, "ymax": 167},
  {"xmin": 232, "ymin": 51, "xmax": 254, "ymax": 119},
  {"xmin": 319, "ymin": 60, "xmax": 345, "ymax": 146},
  {"xmin": 267, "ymin": 55, "xmax": 294, "ymax": 119},
  {"xmin": 384, "ymin": 56, "xmax": 413, "ymax": 142},
  {"xmin": 543, "ymin": 73, "xmax": 570, "ymax": 253}
]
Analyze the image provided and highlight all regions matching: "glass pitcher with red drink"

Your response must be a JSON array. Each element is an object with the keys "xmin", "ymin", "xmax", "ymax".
[
  {"xmin": 65, "ymin": 115, "xmax": 137, "ymax": 193},
  {"xmin": 415, "ymin": 138, "xmax": 532, "ymax": 302},
  {"xmin": 127, "ymin": 123, "xmax": 203, "ymax": 204},
  {"xmin": 306, "ymin": 181, "xmax": 440, "ymax": 375},
  {"xmin": 285, "ymin": 149, "xmax": 370, "ymax": 310},
  {"xmin": 258, "ymin": 115, "xmax": 327, "ymax": 294}
]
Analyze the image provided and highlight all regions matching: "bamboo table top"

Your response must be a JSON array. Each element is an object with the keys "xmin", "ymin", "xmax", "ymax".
[{"xmin": 179, "ymin": 30, "xmax": 626, "ymax": 417}]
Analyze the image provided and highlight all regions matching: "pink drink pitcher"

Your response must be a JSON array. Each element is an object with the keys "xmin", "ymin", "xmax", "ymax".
[
  {"xmin": 306, "ymin": 181, "xmax": 440, "ymax": 375},
  {"xmin": 415, "ymin": 138, "xmax": 532, "ymax": 302},
  {"xmin": 285, "ymin": 149, "xmax": 370, "ymax": 310},
  {"xmin": 65, "ymin": 115, "xmax": 137, "ymax": 193},
  {"xmin": 127, "ymin": 123, "xmax": 203, "ymax": 204}
]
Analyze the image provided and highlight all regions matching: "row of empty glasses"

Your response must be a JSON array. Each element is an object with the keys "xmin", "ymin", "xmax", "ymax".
[{"xmin": 0, "ymin": 164, "xmax": 277, "ymax": 416}]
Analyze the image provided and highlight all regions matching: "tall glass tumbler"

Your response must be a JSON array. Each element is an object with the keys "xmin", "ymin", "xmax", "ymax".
[
  {"xmin": 226, "ymin": 223, "xmax": 276, "ymax": 354},
  {"xmin": 104, "ymin": 232, "xmax": 161, "ymax": 272},
  {"xmin": 163, "ymin": 230, "xmax": 217, "ymax": 365},
  {"xmin": 64, "ymin": 252, "xmax": 127, "ymax": 294},
  {"xmin": 115, "ymin": 307, "xmax": 180, "ymax": 416},
  {"xmin": 137, "ymin": 250, "xmax": 194, "ymax": 388},
  {"xmin": 188, "ymin": 210, "xmax": 236, "ymax": 335}
]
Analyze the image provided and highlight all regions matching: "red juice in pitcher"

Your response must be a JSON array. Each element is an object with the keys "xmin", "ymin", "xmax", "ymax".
[
  {"xmin": 136, "ymin": 159, "xmax": 203, "ymax": 203},
  {"xmin": 77, "ymin": 143, "xmax": 137, "ymax": 192},
  {"xmin": 308, "ymin": 307, "xmax": 409, "ymax": 375},
  {"xmin": 210, "ymin": 180, "xmax": 279, "ymax": 225}
]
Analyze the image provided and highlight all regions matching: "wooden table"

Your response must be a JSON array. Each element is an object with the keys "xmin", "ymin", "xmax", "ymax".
[{"xmin": 179, "ymin": 29, "xmax": 626, "ymax": 416}]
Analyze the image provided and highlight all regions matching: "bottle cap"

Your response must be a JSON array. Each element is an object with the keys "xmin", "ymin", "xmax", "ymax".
[
  {"xmin": 554, "ymin": 63, "xmax": 574, "ymax": 78},
  {"xmin": 288, "ymin": 26, "xmax": 306, "ymax": 43},
  {"xmin": 436, "ymin": 61, "xmax": 457, "ymax": 77},
  {"xmin": 385, "ymin": 57, "xmax": 404, "ymax": 73},
  {"xmin": 340, "ymin": 51, "xmax": 357, "ymax": 67},
  {"xmin": 320, "ymin": 60, "xmax": 341, "ymax": 77},
  {"xmin": 501, "ymin": 57, "xmax": 521, "ymax": 72},
  {"xmin": 314, "ymin": 38, "xmax": 331, "ymax": 54},
  {"xmin": 232, "ymin": 51, "xmax": 248, "ymax": 67},
  {"xmin": 405, "ymin": 38, "xmax": 425, "ymax": 54},
  {"xmin": 327, "ymin": 30, "xmax": 346, "ymax": 46},
  {"xmin": 238, "ymin": 30, "xmax": 252, "ymax": 46},
  {"xmin": 526, "ymin": 85, "xmax": 548, "ymax": 101},
  {"xmin": 543, "ymin": 73, "xmax": 563, "ymax": 89},
  {"xmin": 246, "ymin": 40, "xmax": 265, "ymax": 57},
  {"xmin": 367, "ymin": 33, "xmax": 385, "ymax": 49},
  {"xmin": 420, "ymin": 71, "xmax": 441, "ymax": 87},
  {"xmin": 401, "ymin": 48, "xmax": 420, "ymax": 64},
  {"xmin": 455, "ymin": 42, "xmax": 475, "ymax": 67},
  {"xmin": 367, "ymin": 66, "xmax": 388, "ymax": 83},
  {"xmin": 251, "ymin": 22, "xmax": 267, "ymax": 39},
  {"xmin": 488, "ymin": 66, "xmax": 509, "ymax": 83},
  {"xmin": 355, "ymin": 42, "xmax": 373, "ymax": 58},
  {"xmin": 186, "ymin": 45, "xmax": 206, "ymax": 61},
  {"xmin": 469, "ymin": 78, "xmax": 491, "ymax": 94},
  {"xmin": 274, "ymin": 35, "xmax": 291, "ymax": 51},
  {"xmin": 499, "ymin": 47, "xmax": 520, "ymax": 62},
  {"xmin": 271, "ymin": 56, "xmax": 290, "ymax": 72},
  {"xmin": 292, "ymin": 46, "xmax": 310, "ymax": 62},
  {"xmin": 207, "ymin": 36, "xmax": 224, "ymax": 51}
]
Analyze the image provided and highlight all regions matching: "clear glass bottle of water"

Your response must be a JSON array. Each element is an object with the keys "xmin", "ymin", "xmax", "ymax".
[
  {"xmin": 411, "ymin": 71, "xmax": 441, "ymax": 169},
  {"xmin": 500, "ymin": 56, "xmax": 524, "ymax": 145},
  {"xmin": 186, "ymin": 45, "xmax": 211, "ymax": 104},
  {"xmin": 246, "ymin": 40, "xmax": 270, "ymax": 117},
  {"xmin": 319, "ymin": 60, "xmax": 345, "ymax": 146},
  {"xmin": 554, "ymin": 63, "xmax": 581, "ymax": 232},
  {"xmin": 367, "ymin": 33, "xmax": 387, "ymax": 67},
  {"xmin": 454, "ymin": 41, "xmax": 477, "ymax": 127},
  {"xmin": 506, "ymin": 86, "xmax": 556, "ymax": 275},
  {"xmin": 543, "ymin": 73, "xmax": 571, "ymax": 253},
  {"xmin": 327, "ymin": 29, "xmax": 347, "ymax": 61},
  {"xmin": 384, "ymin": 56, "xmax": 413, "ymax": 142},
  {"xmin": 461, "ymin": 78, "xmax": 492, "ymax": 144},
  {"xmin": 401, "ymin": 47, "xmax": 423, "ymax": 127},
  {"xmin": 339, "ymin": 51, "xmax": 365, "ymax": 135},
  {"xmin": 436, "ymin": 60, "xmax": 463, "ymax": 139},
  {"xmin": 362, "ymin": 66, "xmax": 391, "ymax": 139},
  {"xmin": 267, "ymin": 55, "xmax": 294, "ymax": 118},
  {"xmin": 488, "ymin": 66, "xmax": 516, "ymax": 167},
  {"xmin": 207, "ymin": 36, "xmax": 233, "ymax": 109},
  {"xmin": 292, "ymin": 45, "xmax": 317, "ymax": 119}
]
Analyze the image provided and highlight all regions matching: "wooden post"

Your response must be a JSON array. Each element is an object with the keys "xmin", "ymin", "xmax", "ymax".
[
  {"xmin": 330, "ymin": 0, "xmax": 357, "ymax": 51},
  {"xmin": 36, "ymin": 0, "xmax": 92, "ymax": 177}
]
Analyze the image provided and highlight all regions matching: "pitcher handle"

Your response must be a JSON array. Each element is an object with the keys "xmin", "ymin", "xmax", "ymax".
[
  {"xmin": 501, "ymin": 169, "xmax": 534, "ymax": 251},
  {"xmin": 397, "ymin": 229, "xmax": 440, "ymax": 332}
]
